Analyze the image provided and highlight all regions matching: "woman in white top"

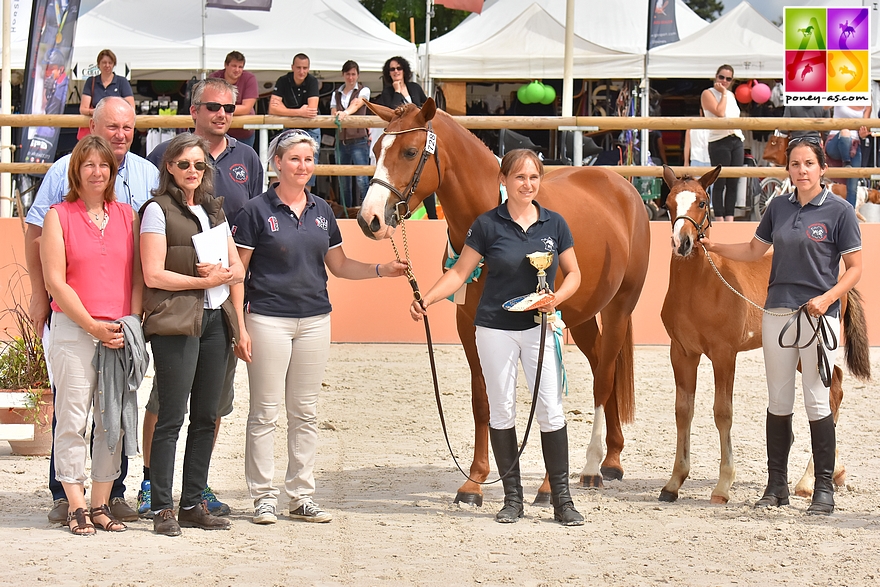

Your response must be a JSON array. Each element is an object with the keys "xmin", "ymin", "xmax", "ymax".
[{"xmin": 701, "ymin": 65, "xmax": 744, "ymax": 222}]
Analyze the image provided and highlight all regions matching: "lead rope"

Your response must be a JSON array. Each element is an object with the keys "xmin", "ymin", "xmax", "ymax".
[{"xmin": 393, "ymin": 217, "xmax": 544, "ymax": 485}]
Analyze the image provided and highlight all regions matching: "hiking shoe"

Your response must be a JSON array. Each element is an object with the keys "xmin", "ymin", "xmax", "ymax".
[
  {"xmin": 153, "ymin": 509, "xmax": 181, "ymax": 537},
  {"xmin": 48, "ymin": 498, "xmax": 69, "ymax": 524},
  {"xmin": 178, "ymin": 501, "xmax": 231, "ymax": 531},
  {"xmin": 253, "ymin": 502, "xmax": 277, "ymax": 525},
  {"xmin": 109, "ymin": 497, "xmax": 139, "ymax": 522},
  {"xmin": 137, "ymin": 480, "xmax": 153, "ymax": 519},
  {"xmin": 290, "ymin": 499, "xmax": 332, "ymax": 523},
  {"xmin": 201, "ymin": 486, "xmax": 231, "ymax": 516}
]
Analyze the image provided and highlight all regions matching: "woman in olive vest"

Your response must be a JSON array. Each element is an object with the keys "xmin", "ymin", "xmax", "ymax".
[{"xmin": 139, "ymin": 133, "xmax": 244, "ymax": 536}]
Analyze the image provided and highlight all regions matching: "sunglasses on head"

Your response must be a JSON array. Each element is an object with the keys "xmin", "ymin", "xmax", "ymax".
[
  {"xmin": 789, "ymin": 135, "xmax": 822, "ymax": 147},
  {"xmin": 717, "ymin": 74, "xmax": 733, "ymax": 82},
  {"xmin": 196, "ymin": 101, "xmax": 235, "ymax": 113},
  {"xmin": 389, "ymin": 66, "xmax": 403, "ymax": 72},
  {"xmin": 174, "ymin": 160, "xmax": 208, "ymax": 171}
]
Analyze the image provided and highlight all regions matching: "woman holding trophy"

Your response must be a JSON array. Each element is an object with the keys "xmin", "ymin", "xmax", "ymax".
[{"xmin": 410, "ymin": 149, "xmax": 583, "ymax": 526}]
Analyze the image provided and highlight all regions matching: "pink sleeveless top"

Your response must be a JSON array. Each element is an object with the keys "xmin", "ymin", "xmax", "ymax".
[{"xmin": 50, "ymin": 200, "xmax": 135, "ymax": 321}]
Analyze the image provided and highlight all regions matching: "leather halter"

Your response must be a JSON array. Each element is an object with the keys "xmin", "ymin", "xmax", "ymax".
[
  {"xmin": 369, "ymin": 122, "xmax": 441, "ymax": 223},
  {"xmin": 672, "ymin": 204, "xmax": 712, "ymax": 240}
]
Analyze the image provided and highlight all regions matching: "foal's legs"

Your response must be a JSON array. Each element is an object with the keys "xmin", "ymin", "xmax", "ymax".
[
  {"xmin": 659, "ymin": 343, "xmax": 700, "ymax": 502},
  {"xmin": 709, "ymin": 353, "xmax": 737, "ymax": 504},
  {"xmin": 794, "ymin": 366, "xmax": 847, "ymax": 497}
]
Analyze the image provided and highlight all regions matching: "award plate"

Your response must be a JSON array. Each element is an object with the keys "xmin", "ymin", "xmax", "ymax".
[{"xmin": 502, "ymin": 292, "xmax": 555, "ymax": 312}]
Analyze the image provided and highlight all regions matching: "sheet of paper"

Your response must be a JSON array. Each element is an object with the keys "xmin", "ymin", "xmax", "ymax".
[{"xmin": 192, "ymin": 223, "xmax": 230, "ymax": 309}]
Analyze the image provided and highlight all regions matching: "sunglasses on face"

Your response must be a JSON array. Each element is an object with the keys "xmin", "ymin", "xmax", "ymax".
[
  {"xmin": 196, "ymin": 101, "xmax": 235, "ymax": 113},
  {"xmin": 174, "ymin": 160, "xmax": 208, "ymax": 171},
  {"xmin": 389, "ymin": 66, "xmax": 403, "ymax": 72},
  {"xmin": 717, "ymin": 75, "xmax": 733, "ymax": 82}
]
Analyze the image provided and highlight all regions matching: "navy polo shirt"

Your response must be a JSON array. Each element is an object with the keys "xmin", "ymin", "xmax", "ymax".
[
  {"xmin": 232, "ymin": 185, "xmax": 342, "ymax": 318},
  {"xmin": 83, "ymin": 74, "xmax": 133, "ymax": 106},
  {"xmin": 148, "ymin": 136, "xmax": 263, "ymax": 225},
  {"xmin": 755, "ymin": 187, "xmax": 861, "ymax": 317},
  {"xmin": 465, "ymin": 202, "xmax": 574, "ymax": 331}
]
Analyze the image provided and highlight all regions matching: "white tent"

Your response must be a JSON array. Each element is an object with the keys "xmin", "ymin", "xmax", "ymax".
[
  {"xmin": 426, "ymin": 3, "xmax": 643, "ymax": 79},
  {"xmin": 425, "ymin": 0, "xmax": 709, "ymax": 80},
  {"xmin": 648, "ymin": 2, "xmax": 784, "ymax": 79},
  {"xmin": 2, "ymin": 0, "xmax": 417, "ymax": 80}
]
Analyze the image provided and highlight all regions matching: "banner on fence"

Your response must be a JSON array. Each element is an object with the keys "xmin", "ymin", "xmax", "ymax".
[
  {"xmin": 783, "ymin": 6, "xmax": 871, "ymax": 106},
  {"xmin": 18, "ymin": 0, "xmax": 82, "ymax": 165}
]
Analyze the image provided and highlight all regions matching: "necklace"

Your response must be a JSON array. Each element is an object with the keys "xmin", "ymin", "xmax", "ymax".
[{"xmin": 87, "ymin": 206, "xmax": 108, "ymax": 234}]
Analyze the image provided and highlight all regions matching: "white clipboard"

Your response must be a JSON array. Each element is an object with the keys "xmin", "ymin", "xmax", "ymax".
[{"xmin": 191, "ymin": 223, "xmax": 230, "ymax": 309}]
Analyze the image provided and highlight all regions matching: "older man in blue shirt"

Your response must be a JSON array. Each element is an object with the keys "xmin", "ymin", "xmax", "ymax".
[{"xmin": 25, "ymin": 96, "xmax": 159, "ymax": 526}]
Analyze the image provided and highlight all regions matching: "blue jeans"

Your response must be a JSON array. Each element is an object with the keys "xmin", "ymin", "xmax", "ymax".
[
  {"xmin": 336, "ymin": 137, "xmax": 370, "ymax": 208},
  {"xmin": 150, "ymin": 309, "xmax": 230, "ymax": 511},
  {"xmin": 825, "ymin": 133, "xmax": 861, "ymax": 206}
]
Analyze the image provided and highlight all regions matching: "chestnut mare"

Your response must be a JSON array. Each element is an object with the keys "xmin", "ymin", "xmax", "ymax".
[
  {"xmin": 659, "ymin": 166, "xmax": 871, "ymax": 504},
  {"xmin": 357, "ymin": 99, "xmax": 650, "ymax": 505}
]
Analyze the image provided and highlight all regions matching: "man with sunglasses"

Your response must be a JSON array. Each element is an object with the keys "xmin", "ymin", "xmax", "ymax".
[
  {"xmin": 145, "ymin": 78, "xmax": 263, "ymax": 519},
  {"xmin": 25, "ymin": 96, "xmax": 160, "ymax": 526},
  {"xmin": 268, "ymin": 53, "xmax": 320, "ymax": 189}
]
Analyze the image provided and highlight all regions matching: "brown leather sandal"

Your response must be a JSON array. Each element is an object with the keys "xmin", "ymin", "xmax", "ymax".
[
  {"xmin": 89, "ymin": 504, "xmax": 127, "ymax": 532},
  {"xmin": 66, "ymin": 507, "xmax": 95, "ymax": 536}
]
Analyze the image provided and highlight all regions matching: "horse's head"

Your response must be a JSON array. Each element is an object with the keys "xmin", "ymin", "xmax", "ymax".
[
  {"xmin": 357, "ymin": 98, "xmax": 440, "ymax": 240},
  {"xmin": 662, "ymin": 165, "xmax": 721, "ymax": 257}
]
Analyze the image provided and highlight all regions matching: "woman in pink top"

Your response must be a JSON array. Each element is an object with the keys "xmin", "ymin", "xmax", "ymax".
[{"xmin": 41, "ymin": 135, "xmax": 143, "ymax": 536}]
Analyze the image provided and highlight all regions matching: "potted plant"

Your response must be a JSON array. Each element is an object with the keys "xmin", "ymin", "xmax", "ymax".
[{"xmin": 0, "ymin": 266, "xmax": 52, "ymax": 456}]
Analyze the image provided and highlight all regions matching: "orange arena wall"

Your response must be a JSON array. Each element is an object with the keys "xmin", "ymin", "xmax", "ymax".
[{"xmin": 2, "ymin": 218, "xmax": 879, "ymax": 346}]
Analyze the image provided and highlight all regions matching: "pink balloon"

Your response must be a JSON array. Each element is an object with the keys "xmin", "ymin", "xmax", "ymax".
[
  {"xmin": 734, "ymin": 83, "xmax": 752, "ymax": 104},
  {"xmin": 751, "ymin": 82, "xmax": 771, "ymax": 104}
]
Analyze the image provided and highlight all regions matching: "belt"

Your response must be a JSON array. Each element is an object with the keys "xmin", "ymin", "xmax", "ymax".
[{"xmin": 341, "ymin": 136, "xmax": 369, "ymax": 145}]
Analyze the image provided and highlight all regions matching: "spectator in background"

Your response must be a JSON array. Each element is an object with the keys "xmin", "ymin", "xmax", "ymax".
[
  {"xmin": 824, "ymin": 105, "xmax": 870, "ymax": 207},
  {"xmin": 78, "ymin": 49, "xmax": 136, "ymax": 141},
  {"xmin": 210, "ymin": 51, "xmax": 259, "ymax": 148},
  {"xmin": 269, "ymin": 53, "xmax": 321, "ymax": 190},
  {"xmin": 684, "ymin": 108, "xmax": 711, "ymax": 168},
  {"xmin": 375, "ymin": 56, "xmax": 427, "ymax": 110},
  {"xmin": 782, "ymin": 105, "xmax": 828, "ymax": 141},
  {"xmin": 701, "ymin": 64, "xmax": 744, "ymax": 222},
  {"xmin": 330, "ymin": 60, "xmax": 371, "ymax": 209}
]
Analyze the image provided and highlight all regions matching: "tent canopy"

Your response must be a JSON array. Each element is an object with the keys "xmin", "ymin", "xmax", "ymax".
[
  {"xmin": 426, "ymin": 0, "xmax": 708, "ymax": 80},
  {"xmin": 426, "ymin": 3, "xmax": 643, "ymax": 79},
  {"xmin": 648, "ymin": 2, "xmax": 784, "ymax": 79},
  {"xmin": 3, "ymin": 0, "xmax": 417, "ymax": 80}
]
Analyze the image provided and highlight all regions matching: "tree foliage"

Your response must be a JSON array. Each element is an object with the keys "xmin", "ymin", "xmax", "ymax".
[
  {"xmin": 684, "ymin": 0, "xmax": 723, "ymax": 22},
  {"xmin": 360, "ymin": 0, "xmax": 470, "ymax": 44}
]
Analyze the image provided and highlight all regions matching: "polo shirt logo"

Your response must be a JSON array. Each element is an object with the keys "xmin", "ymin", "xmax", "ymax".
[
  {"xmin": 268, "ymin": 216, "xmax": 279, "ymax": 232},
  {"xmin": 541, "ymin": 237, "xmax": 556, "ymax": 251},
  {"xmin": 807, "ymin": 223, "xmax": 828, "ymax": 242},
  {"xmin": 315, "ymin": 216, "xmax": 328, "ymax": 231},
  {"xmin": 229, "ymin": 163, "xmax": 248, "ymax": 184}
]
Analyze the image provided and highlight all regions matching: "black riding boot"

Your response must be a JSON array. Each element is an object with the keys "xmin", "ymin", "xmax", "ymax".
[
  {"xmin": 755, "ymin": 411, "xmax": 794, "ymax": 508},
  {"xmin": 807, "ymin": 414, "xmax": 836, "ymax": 516},
  {"xmin": 541, "ymin": 425, "xmax": 584, "ymax": 526},
  {"xmin": 489, "ymin": 427, "xmax": 524, "ymax": 523}
]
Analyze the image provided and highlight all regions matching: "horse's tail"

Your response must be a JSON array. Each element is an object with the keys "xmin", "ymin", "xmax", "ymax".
[
  {"xmin": 843, "ymin": 288, "xmax": 871, "ymax": 381},
  {"xmin": 615, "ymin": 317, "xmax": 636, "ymax": 424}
]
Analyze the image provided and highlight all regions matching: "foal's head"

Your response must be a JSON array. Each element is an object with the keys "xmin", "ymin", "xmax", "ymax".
[{"xmin": 662, "ymin": 165, "xmax": 721, "ymax": 257}]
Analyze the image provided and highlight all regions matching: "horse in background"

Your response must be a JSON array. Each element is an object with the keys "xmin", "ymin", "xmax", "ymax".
[
  {"xmin": 659, "ymin": 165, "xmax": 871, "ymax": 504},
  {"xmin": 357, "ymin": 99, "xmax": 650, "ymax": 505}
]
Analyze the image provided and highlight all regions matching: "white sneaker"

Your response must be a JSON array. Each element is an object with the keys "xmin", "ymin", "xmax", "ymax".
[
  {"xmin": 253, "ymin": 502, "xmax": 277, "ymax": 525},
  {"xmin": 290, "ymin": 499, "xmax": 332, "ymax": 523}
]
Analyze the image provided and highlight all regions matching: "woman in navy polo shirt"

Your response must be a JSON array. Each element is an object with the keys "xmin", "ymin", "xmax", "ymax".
[
  {"xmin": 411, "ymin": 149, "xmax": 584, "ymax": 527},
  {"xmin": 232, "ymin": 130, "xmax": 407, "ymax": 525},
  {"xmin": 702, "ymin": 137, "xmax": 862, "ymax": 516},
  {"xmin": 79, "ymin": 49, "xmax": 135, "ymax": 139}
]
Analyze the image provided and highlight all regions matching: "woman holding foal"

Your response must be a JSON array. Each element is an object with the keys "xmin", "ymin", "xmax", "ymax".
[
  {"xmin": 231, "ymin": 130, "xmax": 406, "ymax": 525},
  {"xmin": 411, "ymin": 149, "xmax": 584, "ymax": 526},
  {"xmin": 702, "ymin": 137, "xmax": 862, "ymax": 515}
]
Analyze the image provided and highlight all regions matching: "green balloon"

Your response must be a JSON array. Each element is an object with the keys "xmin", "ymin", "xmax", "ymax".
[
  {"xmin": 517, "ymin": 84, "xmax": 530, "ymax": 104},
  {"xmin": 525, "ymin": 81, "xmax": 544, "ymax": 104},
  {"xmin": 540, "ymin": 84, "xmax": 557, "ymax": 105}
]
